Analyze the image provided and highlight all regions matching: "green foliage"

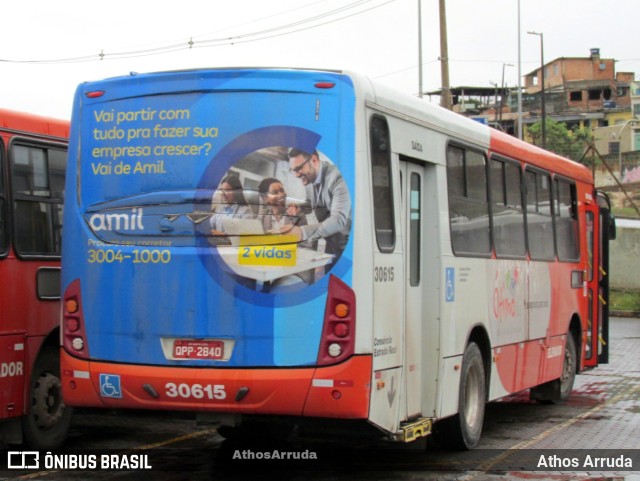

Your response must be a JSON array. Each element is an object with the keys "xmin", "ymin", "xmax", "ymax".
[
  {"xmin": 610, "ymin": 289, "xmax": 640, "ymax": 312},
  {"xmin": 526, "ymin": 119, "xmax": 592, "ymax": 162}
]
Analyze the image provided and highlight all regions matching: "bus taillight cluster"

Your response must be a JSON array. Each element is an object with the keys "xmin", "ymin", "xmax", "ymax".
[
  {"xmin": 317, "ymin": 276, "xmax": 356, "ymax": 365},
  {"xmin": 63, "ymin": 279, "xmax": 89, "ymax": 359}
]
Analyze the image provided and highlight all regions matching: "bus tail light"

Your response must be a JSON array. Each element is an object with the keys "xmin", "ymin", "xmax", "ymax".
[
  {"xmin": 85, "ymin": 90, "xmax": 105, "ymax": 98},
  {"xmin": 63, "ymin": 279, "xmax": 89, "ymax": 359},
  {"xmin": 314, "ymin": 82, "xmax": 336, "ymax": 89},
  {"xmin": 317, "ymin": 275, "xmax": 356, "ymax": 366}
]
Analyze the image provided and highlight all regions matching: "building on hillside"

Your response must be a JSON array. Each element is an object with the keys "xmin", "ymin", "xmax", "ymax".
[
  {"xmin": 427, "ymin": 49, "xmax": 635, "ymax": 137},
  {"xmin": 521, "ymin": 48, "xmax": 634, "ymax": 132},
  {"xmin": 423, "ymin": 86, "xmax": 518, "ymax": 135},
  {"xmin": 592, "ymin": 78, "xmax": 640, "ymax": 179}
]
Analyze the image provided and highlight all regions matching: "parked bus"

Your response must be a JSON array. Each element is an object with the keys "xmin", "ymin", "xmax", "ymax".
[
  {"xmin": 60, "ymin": 68, "xmax": 614, "ymax": 449},
  {"xmin": 0, "ymin": 109, "xmax": 71, "ymax": 449}
]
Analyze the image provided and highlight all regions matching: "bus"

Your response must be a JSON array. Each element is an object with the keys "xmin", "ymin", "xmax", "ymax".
[
  {"xmin": 0, "ymin": 109, "xmax": 72, "ymax": 449},
  {"xmin": 60, "ymin": 68, "xmax": 614, "ymax": 449}
]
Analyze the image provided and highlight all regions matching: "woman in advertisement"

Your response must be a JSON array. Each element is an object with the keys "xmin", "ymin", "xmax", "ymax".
[
  {"xmin": 209, "ymin": 174, "xmax": 253, "ymax": 236},
  {"xmin": 257, "ymin": 177, "xmax": 306, "ymax": 234}
]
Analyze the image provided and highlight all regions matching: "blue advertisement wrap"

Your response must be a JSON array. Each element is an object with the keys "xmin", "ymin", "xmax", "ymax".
[{"xmin": 63, "ymin": 69, "xmax": 356, "ymax": 367}]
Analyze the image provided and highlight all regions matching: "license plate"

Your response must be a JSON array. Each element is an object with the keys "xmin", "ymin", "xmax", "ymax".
[{"xmin": 172, "ymin": 340, "xmax": 224, "ymax": 360}]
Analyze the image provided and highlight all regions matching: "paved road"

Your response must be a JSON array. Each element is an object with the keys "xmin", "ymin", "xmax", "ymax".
[{"xmin": 1, "ymin": 317, "xmax": 638, "ymax": 480}]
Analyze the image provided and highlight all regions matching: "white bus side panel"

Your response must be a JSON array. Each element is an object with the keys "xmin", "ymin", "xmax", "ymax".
[
  {"xmin": 370, "ymin": 140, "xmax": 404, "ymax": 432},
  {"xmin": 438, "ymin": 355, "xmax": 463, "ymax": 418},
  {"xmin": 369, "ymin": 251, "xmax": 404, "ymax": 433}
]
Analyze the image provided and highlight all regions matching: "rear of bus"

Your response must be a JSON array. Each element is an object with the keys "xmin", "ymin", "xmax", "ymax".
[{"xmin": 60, "ymin": 69, "xmax": 369, "ymax": 430}]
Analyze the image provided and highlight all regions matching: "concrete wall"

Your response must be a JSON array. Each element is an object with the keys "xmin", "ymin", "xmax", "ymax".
[{"xmin": 609, "ymin": 221, "xmax": 640, "ymax": 290}]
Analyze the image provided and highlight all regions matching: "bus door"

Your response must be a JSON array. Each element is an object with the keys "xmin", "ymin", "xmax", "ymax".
[
  {"xmin": 583, "ymin": 196, "xmax": 609, "ymax": 367},
  {"xmin": 400, "ymin": 159, "xmax": 423, "ymax": 419},
  {"xmin": 583, "ymin": 192, "xmax": 614, "ymax": 367},
  {"xmin": 597, "ymin": 192, "xmax": 615, "ymax": 364}
]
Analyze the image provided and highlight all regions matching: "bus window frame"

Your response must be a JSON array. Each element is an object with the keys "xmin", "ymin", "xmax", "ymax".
[
  {"xmin": 0, "ymin": 138, "xmax": 7, "ymax": 258},
  {"xmin": 552, "ymin": 174, "xmax": 580, "ymax": 263},
  {"xmin": 523, "ymin": 165, "xmax": 556, "ymax": 262},
  {"xmin": 446, "ymin": 140, "xmax": 492, "ymax": 259},
  {"xmin": 369, "ymin": 114, "xmax": 396, "ymax": 253},
  {"xmin": 8, "ymin": 136, "xmax": 67, "ymax": 260},
  {"xmin": 488, "ymin": 154, "xmax": 527, "ymax": 260},
  {"xmin": 408, "ymin": 168, "xmax": 422, "ymax": 286}
]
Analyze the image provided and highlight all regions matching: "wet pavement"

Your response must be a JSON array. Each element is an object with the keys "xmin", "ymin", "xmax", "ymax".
[{"xmin": 1, "ymin": 317, "xmax": 638, "ymax": 480}]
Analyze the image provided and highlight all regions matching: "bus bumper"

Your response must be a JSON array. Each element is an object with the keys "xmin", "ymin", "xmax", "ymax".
[{"xmin": 61, "ymin": 350, "xmax": 372, "ymax": 419}]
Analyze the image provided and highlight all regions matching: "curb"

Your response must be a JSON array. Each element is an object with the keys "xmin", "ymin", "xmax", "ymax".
[{"xmin": 610, "ymin": 310, "xmax": 640, "ymax": 318}]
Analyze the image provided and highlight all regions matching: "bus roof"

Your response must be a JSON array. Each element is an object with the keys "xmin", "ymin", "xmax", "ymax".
[
  {"xmin": 358, "ymin": 72, "xmax": 593, "ymax": 185},
  {"xmin": 0, "ymin": 108, "xmax": 69, "ymax": 140},
  {"xmin": 490, "ymin": 128, "xmax": 593, "ymax": 184},
  {"xmin": 357, "ymin": 73, "xmax": 490, "ymax": 149},
  {"xmin": 75, "ymin": 67, "xmax": 592, "ymax": 185}
]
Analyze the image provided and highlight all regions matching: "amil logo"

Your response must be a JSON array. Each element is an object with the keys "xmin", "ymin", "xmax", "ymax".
[{"xmin": 89, "ymin": 208, "xmax": 144, "ymax": 232}]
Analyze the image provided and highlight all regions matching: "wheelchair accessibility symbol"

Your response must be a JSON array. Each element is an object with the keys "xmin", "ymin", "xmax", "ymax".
[
  {"xmin": 445, "ymin": 267, "xmax": 455, "ymax": 302},
  {"xmin": 99, "ymin": 374, "xmax": 122, "ymax": 398}
]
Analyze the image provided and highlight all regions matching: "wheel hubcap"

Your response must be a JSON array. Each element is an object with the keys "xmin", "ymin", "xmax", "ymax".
[{"xmin": 31, "ymin": 373, "xmax": 65, "ymax": 430}]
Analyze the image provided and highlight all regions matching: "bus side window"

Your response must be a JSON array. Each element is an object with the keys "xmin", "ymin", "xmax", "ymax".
[
  {"xmin": 554, "ymin": 178, "xmax": 579, "ymax": 261},
  {"xmin": 490, "ymin": 157, "xmax": 526, "ymax": 258},
  {"xmin": 369, "ymin": 115, "xmax": 395, "ymax": 252},
  {"xmin": 10, "ymin": 144, "xmax": 65, "ymax": 256},
  {"xmin": 0, "ymin": 197, "xmax": 6, "ymax": 254},
  {"xmin": 0, "ymin": 146, "xmax": 5, "ymax": 254},
  {"xmin": 446, "ymin": 144, "xmax": 491, "ymax": 256},
  {"xmin": 525, "ymin": 169, "xmax": 555, "ymax": 260}
]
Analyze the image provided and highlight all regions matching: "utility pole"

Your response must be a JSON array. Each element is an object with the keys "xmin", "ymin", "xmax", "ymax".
[
  {"xmin": 528, "ymin": 31, "xmax": 546, "ymax": 148},
  {"xmin": 499, "ymin": 63, "xmax": 514, "ymax": 129},
  {"xmin": 517, "ymin": 0, "xmax": 523, "ymax": 139},
  {"xmin": 439, "ymin": 0, "xmax": 452, "ymax": 110},
  {"xmin": 418, "ymin": 0, "xmax": 423, "ymax": 98}
]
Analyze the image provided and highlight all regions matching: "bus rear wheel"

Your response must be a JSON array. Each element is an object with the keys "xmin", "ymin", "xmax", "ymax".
[
  {"xmin": 21, "ymin": 347, "xmax": 72, "ymax": 450},
  {"xmin": 531, "ymin": 333, "xmax": 577, "ymax": 404},
  {"xmin": 559, "ymin": 334, "xmax": 577, "ymax": 401},
  {"xmin": 450, "ymin": 342, "xmax": 486, "ymax": 450}
]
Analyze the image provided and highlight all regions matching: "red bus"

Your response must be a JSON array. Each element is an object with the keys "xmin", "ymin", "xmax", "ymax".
[{"xmin": 0, "ymin": 109, "xmax": 71, "ymax": 449}]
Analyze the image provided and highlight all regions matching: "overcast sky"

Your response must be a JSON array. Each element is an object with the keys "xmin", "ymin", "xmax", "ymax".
[{"xmin": 1, "ymin": 0, "xmax": 638, "ymax": 120}]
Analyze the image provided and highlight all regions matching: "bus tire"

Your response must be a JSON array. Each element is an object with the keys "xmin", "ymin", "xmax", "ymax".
[
  {"xmin": 531, "ymin": 333, "xmax": 577, "ymax": 404},
  {"xmin": 559, "ymin": 334, "xmax": 577, "ymax": 402},
  {"xmin": 21, "ymin": 347, "xmax": 73, "ymax": 450},
  {"xmin": 450, "ymin": 342, "xmax": 486, "ymax": 450}
]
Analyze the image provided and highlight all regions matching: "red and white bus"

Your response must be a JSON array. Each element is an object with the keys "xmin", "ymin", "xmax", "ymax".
[
  {"xmin": 0, "ymin": 109, "xmax": 72, "ymax": 449},
  {"xmin": 60, "ymin": 68, "xmax": 614, "ymax": 449}
]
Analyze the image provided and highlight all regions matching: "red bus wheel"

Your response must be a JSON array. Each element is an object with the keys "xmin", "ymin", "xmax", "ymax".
[
  {"xmin": 559, "ymin": 334, "xmax": 577, "ymax": 401},
  {"xmin": 21, "ymin": 347, "xmax": 73, "ymax": 450}
]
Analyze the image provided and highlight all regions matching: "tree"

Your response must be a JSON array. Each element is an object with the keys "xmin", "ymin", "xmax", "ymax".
[{"xmin": 527, "ymin": 118, "xmax": 591, "ymax": 162}]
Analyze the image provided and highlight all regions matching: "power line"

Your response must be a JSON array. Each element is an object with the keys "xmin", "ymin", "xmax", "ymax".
[
  {"xmin": 190, "ymin": 0, "xmax": 337, "ymax": 40},
  {"xmin": 194, "ymin": 0, "xmax": 396, "ymax": 48},
  {"xmin": 0, "ymin": 0, "xmax": 395, "ymax": 65}
]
